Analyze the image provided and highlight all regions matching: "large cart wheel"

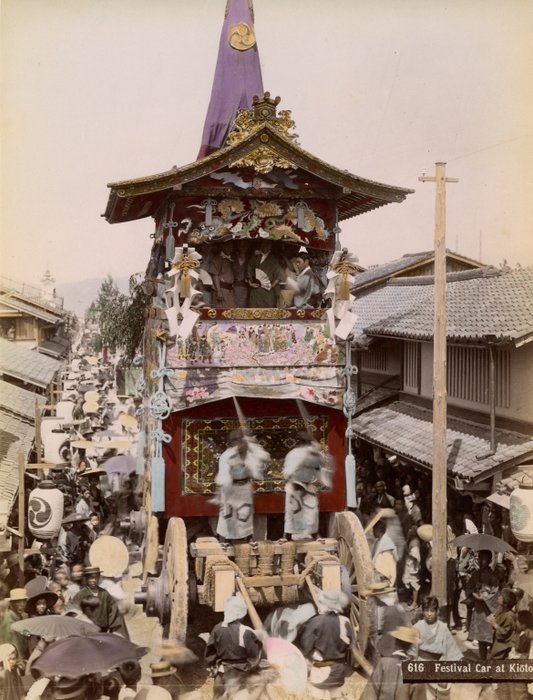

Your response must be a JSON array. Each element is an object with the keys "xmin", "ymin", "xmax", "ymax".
[
  {"xmin": 142, "ymin": 514, "xmax": 160, "ymax": 582},
  {"xmin": 164, "ymin": 517, "xmax": 189, "ymax": 643},
  {"xmin": 334, "ymin": 511, "xmax": 376, "ymax": 658}
]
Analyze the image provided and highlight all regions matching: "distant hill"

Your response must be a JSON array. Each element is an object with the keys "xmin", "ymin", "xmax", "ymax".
[{"xmin": 57, "ymin": 276, "xmax": 130, "ymax": 318}]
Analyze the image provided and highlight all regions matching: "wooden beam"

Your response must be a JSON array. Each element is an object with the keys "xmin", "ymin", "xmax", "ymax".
[
  {"xmin": 18, "ymin": 451, "xmax": 25, "ymax": 584},
  {"xmin": 235, "ymin": 577, "xmax": 263, "ymax": 631}
]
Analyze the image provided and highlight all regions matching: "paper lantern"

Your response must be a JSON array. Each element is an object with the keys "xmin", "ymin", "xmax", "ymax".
[
  {"xmin": 28, "ymin": 481, "xmax": 64, "ymax": 540},
  {"xmin": 510, "ymin": 475, "xmax": 533, "ymax": 542}
]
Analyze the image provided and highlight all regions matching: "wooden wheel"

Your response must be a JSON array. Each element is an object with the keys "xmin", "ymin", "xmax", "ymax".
[
  {"xmin": 334, "ymin": 511, "xmax": 376, "ymax": 658},
  {"xmin": 142, "ymin": 514, "xmax": 160, "ymax": 582},
  {"xmin": 164, "ymin": 517, "xmax": 189, "ymax": 643}
]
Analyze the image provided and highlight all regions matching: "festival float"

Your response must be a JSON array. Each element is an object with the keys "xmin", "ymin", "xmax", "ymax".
[{"xmin": 102, "ymin": 0, "xmax": 413, "ymax": 668}]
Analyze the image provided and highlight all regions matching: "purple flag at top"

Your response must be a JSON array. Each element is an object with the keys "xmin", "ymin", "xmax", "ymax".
[{"xmin": 197, "ymin": 0, "xmax": 264, "ymax": 159}]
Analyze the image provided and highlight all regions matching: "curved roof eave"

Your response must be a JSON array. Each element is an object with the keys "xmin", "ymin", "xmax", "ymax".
[{"xmin": 104, "ymin": 124, "xmax": 413, "ymax": 223}]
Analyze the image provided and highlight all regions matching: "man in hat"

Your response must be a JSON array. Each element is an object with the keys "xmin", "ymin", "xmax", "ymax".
[
  {"xmin": 283, "ymin": 432, "xmax": 332, "ymax": 540},
  {"xmin": 297, "ymin": 589, "xmax": 353, "ymax": 695},
  {"xmin": 365, "ymin": 625, "xmax": 420, "ymax": 700},
  {"xmin": 205, "ymin": 594, "xmax": 263, "ymax": 698},
  {"xmin": 72, "ymin": 566, "xmax": 128, "ymax": 637},
  {"xmin": 61, "ymin": 512, "xmax": 91, "ymax": 566},
  {"xmin": 214, "ymin": 430, "xmax": 268, "ymax": 542},
  {"xmin": 150, "ymin": 661, "xmax": 180, "ymax": 699},
  {"xmin": 0, "ymin": 588, "xmax": 29, "ymax": 658}
]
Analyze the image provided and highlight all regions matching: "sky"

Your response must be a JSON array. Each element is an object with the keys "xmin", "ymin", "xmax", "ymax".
[{"xmin": 2, "ymin": 0, "xmax": 533, "ymax": 288}]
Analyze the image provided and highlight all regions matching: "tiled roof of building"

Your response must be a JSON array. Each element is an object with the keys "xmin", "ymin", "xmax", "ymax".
[
  {"xmin": 0, "ymin": 383, "xmax": 45, "ymax": 510},
  {"xmin": 0, "ymin": 294, "xmax": 64, "ymax": 324},
  {"xmin": 351, "ymin": 252, "xmax": 432, "ymax": 290},
  {"xmin": 0, "ymin": 337, "xmax": 63, "ymax": 388},
  {"xmin": 352, "ymin": 400, "xmax": 533, "ymax": 483},
  {"xmin": 351, "ymin": 266, "xmax": 533, "ymax": 345},
  {"xmin": 350, "ymin": 250, "xmax": 484, "ymax": 292},
  {"xmin": 0, "ymin": 380, "xmax": 46, "ymax": 418},
  {"xmin": 0, "ymin": 275, "xmax": 65, "ymax": 313}
]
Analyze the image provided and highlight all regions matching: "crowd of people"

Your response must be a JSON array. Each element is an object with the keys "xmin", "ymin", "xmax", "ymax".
[
  {"xmin": 0, "ymin": 340, "xmax": 184, "ymax": 700},
  {"xmin": 1, "ymin": 333, "xmax": 532, "ymax": 699}
]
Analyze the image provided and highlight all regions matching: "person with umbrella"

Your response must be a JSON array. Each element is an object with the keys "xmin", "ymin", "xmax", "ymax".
[
  {"xmin": 465, "ymin": 550, "xmax": 499, "ymax": 660},
  {"xmin": 72, "ymin": 566, "xmax": 128, "ymax": 637}
]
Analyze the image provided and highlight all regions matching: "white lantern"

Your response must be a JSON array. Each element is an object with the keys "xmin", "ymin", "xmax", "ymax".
[
  {"xmin": 510, "ymin": 475, "xmax": 533, "ymax": 543},
  {"xmin": 28, "ymin": 480, "xmax": 64, "ymax": 540}
]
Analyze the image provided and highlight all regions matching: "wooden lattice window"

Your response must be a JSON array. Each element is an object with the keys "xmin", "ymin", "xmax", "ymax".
[
  {"xmin": 359, "ymin": 348, "xmax": 388, "ymax": 372},
  {"xmin": 447, "ymin": 345, "xmax": 510, "ymax": 408},
  {"xmin": 403, "ymin": 341, "xmax": 420, "ymax": 393}
]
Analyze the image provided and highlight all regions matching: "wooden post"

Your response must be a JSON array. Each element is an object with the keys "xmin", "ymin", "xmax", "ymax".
[
  {"xmin": 419, "ymin": 163, "xmax": 458, "ymax": 608},
  {"xmin": 18, "ymin": 451, "xmax": 25, "ymax": 584},
  {"xmin": 34, "ymin": 399, "xmax": 42, "ymax": 463}
]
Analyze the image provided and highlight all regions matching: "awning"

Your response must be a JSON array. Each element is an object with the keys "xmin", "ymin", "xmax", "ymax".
[{"xmin": 352, "ymin": 400, "xmax": 533, "ymax": 484}]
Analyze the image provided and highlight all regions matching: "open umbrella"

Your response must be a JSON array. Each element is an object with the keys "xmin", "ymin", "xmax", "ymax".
[
  {"xmin": 263, "ymin": 636, "xmax": 308, "ymax": 695},
  {"xmin": 10, "ymin": 615, "xmax": 98, "ymax": 640},
  {"xmin": 32, "ymin": 633, "xmax": 148, "ymax": 678},
  {"xmin": 450, "ymin": 533, "xmax": 516, "ymax": 553},
  {"xmin": 100, "ymin": 455, "xmax": 136, "ymax": 474}
]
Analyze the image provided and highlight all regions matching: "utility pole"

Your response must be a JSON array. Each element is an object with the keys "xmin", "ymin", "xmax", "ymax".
[{"xmin": 419, "ymin": 162, "xmax": 458, "ymax": 608}]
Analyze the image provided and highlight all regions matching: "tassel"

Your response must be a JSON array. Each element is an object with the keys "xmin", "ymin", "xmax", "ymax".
[
  {"xmin": 345, "ymin": 453, "xmax": 356, "ymax": 508},
  {"xmin": 338, "ymin": 272, "xmax": 350, "ymax": 301},
  {"xmin": 151, "ymin": 455, "xmax": 165, "ymax": 512},
  {"xmin": 180, "ymin": 271, "xmax": 191, "ymax": 298},
  {"xmin": 166, "ymin": 232, "xmax": 175, "ymax": 261},
  {"xmin": 135, "ymin": 431, "xmax": 146, "ymax": 475}
]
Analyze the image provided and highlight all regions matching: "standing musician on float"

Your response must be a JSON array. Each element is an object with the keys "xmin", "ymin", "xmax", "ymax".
[
  {"xmin": 214, "ymin": 429, "xmax": 270, "ymax": 543},
  {"xmin": 283, "ymin": 431, "xmax": 333, "ymax": 540}
]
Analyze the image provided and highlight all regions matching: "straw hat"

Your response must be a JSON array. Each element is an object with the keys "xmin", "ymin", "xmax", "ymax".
[
  {"xmin": 90, "ymin": 536, "xmax": 129, "ymax": 577},
  {"xmin": 379, "ymin": 508, "xmax": 396, "ymax": 519},
  {"xmin": 417, "ymin": 524, "xmax": 433, "ymax": 542},
  {"xmin": 134, "ymin": 688, "xmax": 172, "ymax": 700},
  {"xmin": 26, "ymin": 590, "xmax": 58, "ymax": 615},
  {"xmin": 8, "ymin": 588, "xmax": 28, "ymax": 602},
  {"xmin": 52, "ymin": 677, "xmax": 88, "ymax": 700},
  {"xmin": 62, "ymin": 512, "xmax": 89, "ymax": 524},
  {"xmin": 83, "ymin": 566, "xmax": 101, "ymax": 576},
  {"xmin": 388, "ymin": 626, "xmax": 420, "ymax": 645},
  {"xmin": 150, "ymin": 661, "xmax": 177, "ymax": 678}
]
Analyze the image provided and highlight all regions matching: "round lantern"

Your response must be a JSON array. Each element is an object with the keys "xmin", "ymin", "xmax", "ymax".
[
  {"xmin": 28, "ymin": 480, "xmax": 64, "ymax": 541},
  {"xmin": 510, "ymin": 474, "xmax": 533, "ymax": 542}
]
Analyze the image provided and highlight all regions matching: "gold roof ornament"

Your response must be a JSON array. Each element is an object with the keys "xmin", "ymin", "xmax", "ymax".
[
  {"xmin": 228, "ymin": 22, "xmax": 256, "ymax": 50},
  {"xmin": 227, "ymin": 93, "xmax": 299, "ymax": 173}
]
